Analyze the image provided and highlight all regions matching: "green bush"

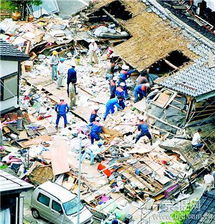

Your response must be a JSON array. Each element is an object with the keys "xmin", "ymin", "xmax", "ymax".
[{"xmin": 160, "ymin": 200, "xmax": 197, "ymax": 224}]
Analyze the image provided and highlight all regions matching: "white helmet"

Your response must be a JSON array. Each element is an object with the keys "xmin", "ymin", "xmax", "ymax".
[
  {"xmin": 120, "ymin": 82, "xmax": 125, "ymax": 87},
  {"xmin": 95, "ymin": 117, "xmax": 101, "ymax": 121},
  {"xmin": 145, "ymin": 83, "xmax": 150, "ymax": 87},
  {"xmin": 94, "ymin": 106, "xmax": 99, "ymax": 111},
  {"xmin": 138, "ymin": 116, "xmax": 144, "ymax": 121},
  {"xmin": 122, "ymin": 65, "xmax": 129, "ymax": 70},
  {"xmin": 113, "ymin": 77, "xmax": 117, "ymax": 81}
]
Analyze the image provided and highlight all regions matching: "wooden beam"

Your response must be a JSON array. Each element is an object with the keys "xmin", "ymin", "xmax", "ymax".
[
  {"xmin": 77, "ymin": 85, "xmax": 94, "ymax": 96},
  {"xmin": 145, "ymin": 112, "xmax": 181, "ymax": 130},
  {"xmin": 164, "ymin": 59, "xmax": 178, "ymax": 70},
  {"xmin": 185, "ymin": 97, "xmax": 194, "ymax": 122},
  {"xmin": 102, "ymin": 8, "xmax": 121, "ymax": 26}
]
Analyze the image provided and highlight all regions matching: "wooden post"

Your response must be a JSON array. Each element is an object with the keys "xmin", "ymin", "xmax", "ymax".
[{"xmin": 185, "ymin": 96, "xmax": 194, "ymax": 122}]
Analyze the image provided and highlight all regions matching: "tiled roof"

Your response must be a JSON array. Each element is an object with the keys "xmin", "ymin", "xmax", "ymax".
[
  {"xmin": 159, "ymin": 44, "xmax": 215, "ymax": 97},
  {"xmin": 184, "ymin": 190, "xmax": 215, "ymax": 224},
  {"xmin": 0, "ymin": 39, "xmax": 29, "ymax": 61},
  {"xmin": 0, "ymin": 170, "xmax": 33, "ymax": 194}
]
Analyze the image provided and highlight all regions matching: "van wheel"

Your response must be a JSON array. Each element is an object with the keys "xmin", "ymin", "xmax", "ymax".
[{"xmin": 32, "ymin": 209, "xmax": 40, "ymax": 219}]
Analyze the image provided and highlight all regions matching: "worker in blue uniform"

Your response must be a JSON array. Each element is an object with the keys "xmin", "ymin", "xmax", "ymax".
[
  {"xmin": 109, "ymin": 77, "xmax": 117, "ymax": 99},
  {"xmin": 115, "ymin": 82, "xmax": 129, "ymax": 100},
  {"xmin": 67, "ymin": 63, "xmax": 77, "ymax": 94},
  {"xmin": 103, "ymin": 97, "xmax": 124, "ymax": 120},
  {"xmin": 55, "ymin": 98, "xmax": 70, "ymax": 128},
  {"xmin": 90, "ymin": 117, "xmax": 103, "ymax": 144},
  {"xmin": 89, "ymin": 107, "xmax": 99, "ymax": 123},
  {"xmin": 135, "ymin": 117, "xmax": 152, "ymax": 145},
  {"xmin": 133, "ymin": 83, "xmax": 150, "ymax": 103},
  {"xmin": 118, "ymin": 64, "xmax": 136, "ymax": 83},
  {"xmin": 115, "ymin": 82, "xmax": 126, "ymax": 99}
]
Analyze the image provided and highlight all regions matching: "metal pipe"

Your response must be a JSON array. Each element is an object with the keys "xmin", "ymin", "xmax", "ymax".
[{"xmin": 77, "ymin": 135, "xmax": 82, "ymax": 224}]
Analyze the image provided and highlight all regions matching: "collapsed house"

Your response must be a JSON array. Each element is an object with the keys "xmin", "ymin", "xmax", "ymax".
[{"xmin": 0, "ymin": 40, "xmax": 29, "ymax": 114}]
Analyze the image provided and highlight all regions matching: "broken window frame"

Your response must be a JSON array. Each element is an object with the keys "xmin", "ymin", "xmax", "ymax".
[{"xmin": 0, "ymin": 72, "xmax": 18, "ymax": 101}]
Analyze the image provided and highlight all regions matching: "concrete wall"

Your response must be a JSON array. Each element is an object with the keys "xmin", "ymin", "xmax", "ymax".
[
  {"xmin": 0, "ymin": 96, "xmax": 18, "ymax": 112},
  {"xmin": 0, "ymin": 61, "xmax": 18, "ymax": 78},
  {"xmin": 0, "ymin": 60, "xmax": 19, "ymax": 113}
]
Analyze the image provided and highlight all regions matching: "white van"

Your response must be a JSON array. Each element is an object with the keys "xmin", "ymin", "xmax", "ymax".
[{"xmin": 31, "ymin": 181, "xmax": 93, "ymax": 224}]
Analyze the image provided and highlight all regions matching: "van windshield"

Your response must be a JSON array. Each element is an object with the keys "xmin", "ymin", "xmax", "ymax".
[{"xmin": 63, "ymin": 197, "xmax": 84, "ymax": 216}]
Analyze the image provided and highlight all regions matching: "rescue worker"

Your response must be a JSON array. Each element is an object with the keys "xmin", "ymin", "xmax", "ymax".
[
  {"xmin": 89, "ymin": 107, "xmax": 99, "ymax": 123},
  {"xmin": 90, "ymin": 117, "xmax": 103, "ymax": 144},
  {"xmin": 68, "ymin": 83, "xmax": 76, "ymax": 109},
  {"xmin": 192, "ymin": 128, "xmax": 204, "ymax": 150},
  {"xmin": 118, "ymin": 64, "xmax": 136, "ymax": 83},
  {"xmin": 67, "ymin": 63, "xmax": 77, "ymax": 94},
  {"xmin": 88, "ymin": 40, "xmax": 100, "ymax": 64},
  {"xmin": 109, "ymin": 77, "xmax": 117, "ymax": 99},
  {"xmin": 103, "ymin": 97, "xmax": 124, "ymax": 120},
  {"xmin": 136, "ymin": 71, "xmax": 148, "ymax": 84},
  {"xmin": 50, "ymin": 51, "xmax": 59, "ymax": 80},
  {"xmin": 55, "ymin": 98, "xmax": 69, "ymax": 129},
  {"xmin": 115, "ymin": 82, "xmax": 125, "ymax": 99},
  {"xmin": 134, "ymin": 82, "xmax": 150, "ymax": 103},
  {"xmin": 135, "ymin": 117, "xmax": 152, "ymax": 145},
  {"xmin": 57, "ymin": 58, "xmax": 66, "ymax": 89},
  {"xmin": 115, "ymin": 82, "xmax": 129, "ymax": 99}
]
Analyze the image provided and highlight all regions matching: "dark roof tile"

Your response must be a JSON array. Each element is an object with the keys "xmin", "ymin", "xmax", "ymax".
[
  {"xmin": 184, "ymin": 190, "xmax": 215, "ymax": 224},
  {"xmin": 0, "ymin": 39, "xmax": 29, "ymax": 61}
]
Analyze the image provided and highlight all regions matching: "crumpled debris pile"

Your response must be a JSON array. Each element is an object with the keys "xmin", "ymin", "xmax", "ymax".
[
  {"xmin": 1, "ymin": 3, "xmax": 213, "ymax": 222},
  {"xmin": 0, "ymin": 16, "xmax": 72, "ymax": 50}
]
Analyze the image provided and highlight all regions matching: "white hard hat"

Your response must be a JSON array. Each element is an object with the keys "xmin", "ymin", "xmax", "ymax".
[
  {"xmin": 95, "ymin": 117, "xmax": 101, "ymax": 121},
  {"xmin": 113, "ymin": 77, "xmax": 117, "ymax": 81},
  {"xmin": 59, "ymin": 97, "xmax": 64, "ymax": 101},
  {"xmin": 94, "ymin": 106, "xmax": 99, "ymax": 111},
  {"xmin": 139, "ymin": 116, "xmax": 144, "ymax": 121},
  {"xmin": 120, "ymin": 82, "xmax": 125, "ymax": 87},
  {"xmin": 145, "ymin": 83, "xmax": 150, "ymax": 87},
  {"xmin": 122, "ymin": 65, "xmax": 129, "ymax": 70},
  {"xmin": 71, "ymin": 63, "xmax": 75, "ymax": 67}
]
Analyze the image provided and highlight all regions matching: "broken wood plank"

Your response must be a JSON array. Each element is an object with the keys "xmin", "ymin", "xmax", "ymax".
[
  {"xmin": 145, "ymin": 112, "xmax": 181, "ymax": 130},
  {"xmin": 19, "ymin": 130, "xmax": 28, "ymax": 139},
  {"xmin": 7, "ymin": 124, "xmax": 20, "ymax": 135},
  {"xmin": 77, "ymin": 84, "xmax": 94, "ymax": 96},
  {"xmin": 21, "ymin": 135, "xmax": 52, "ymax": 148},
  {"xmin": 3, "ymin": 126, "xmax": 10, "ymax": 134},
  {"xmin": 51, "ymin": 136, "xmax": 70, "ymax": 176}
]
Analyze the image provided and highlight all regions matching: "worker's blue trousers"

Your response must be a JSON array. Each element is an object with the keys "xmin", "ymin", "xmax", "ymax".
[
  {"xmin": 103, "ymin": 106, "xmax": 115, "ymax": 120},
  {"xmin": 52, "ymin": 65, "xmax": 58, "ymax": 80},
  {"xmin": 135, "ymin": 131, "xmax": 152, "ymax": 143},
  {"xmin": 90, "ymin": 132, "xmax": 101, "ymax": 144},
  {"xmin": 119, "ymin": 101, "xmax": 125, "ymax": 109},
  {"xmin": 56, "ymin": 114, "xmax": 67, "ymax": 127},
  {"xmin": 110, "ymin": 86, "xmax": 116, "ymax": 99},
  {"xmin": 134, "ymin": 89, "xmax": 146, "ymax": 103}
]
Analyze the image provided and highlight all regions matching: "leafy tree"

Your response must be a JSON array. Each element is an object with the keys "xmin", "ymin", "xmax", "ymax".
[{"xmin": 0, "ymin": 0, "xmax": 42, "ymax": 19}]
